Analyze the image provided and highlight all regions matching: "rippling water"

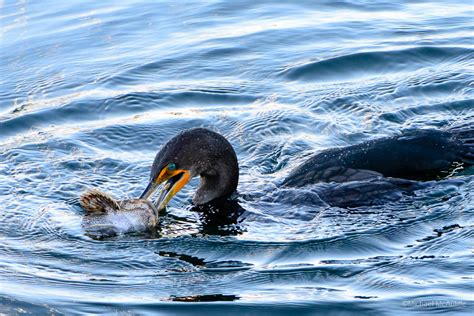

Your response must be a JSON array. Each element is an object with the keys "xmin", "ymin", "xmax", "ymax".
[{"xmin": 1, "ymin": 1, "xmax": 473, "ymax": 314}]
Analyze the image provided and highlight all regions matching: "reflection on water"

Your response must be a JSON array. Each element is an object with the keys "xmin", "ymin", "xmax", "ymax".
[{"xmin": 1, "ymin": 0, "xmax": 473, "ymax": 314}]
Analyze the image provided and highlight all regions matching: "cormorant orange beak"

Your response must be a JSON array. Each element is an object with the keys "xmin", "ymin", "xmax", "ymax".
[{"xmin": 140, "ymin": 167, "xmax": 191, "ymax": 211}]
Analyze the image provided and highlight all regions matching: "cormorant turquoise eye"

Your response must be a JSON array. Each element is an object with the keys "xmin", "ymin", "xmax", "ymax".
[{"xmin": 168, "ymin": 163, "xmax": 176, "ymax": 171}]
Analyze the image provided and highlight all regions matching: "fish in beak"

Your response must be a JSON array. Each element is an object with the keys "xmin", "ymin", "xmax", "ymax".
[{"xmin": 140, "ymin": 164, "xmax": 191, "ymax": 211}]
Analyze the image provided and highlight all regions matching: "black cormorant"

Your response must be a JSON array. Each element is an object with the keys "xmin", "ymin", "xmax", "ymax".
[
  {"xmin": 140, "ymin": 126, "xmax": 474, "ymax": 210},
  {"xmin": 140, "ymin": 128, "xmax": 238, "ymax": 210}
]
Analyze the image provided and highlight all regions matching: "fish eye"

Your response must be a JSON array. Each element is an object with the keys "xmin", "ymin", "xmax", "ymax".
[{"xmin": 168, "ymin": 163, "xmax": 176, "ymax": 171}]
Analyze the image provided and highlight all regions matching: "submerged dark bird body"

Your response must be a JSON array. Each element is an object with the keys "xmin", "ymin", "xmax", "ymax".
[
  {"xmin": 140, "ymin": 126, "xmax": 474, "ymax": 210},
  {"xmin": 283, "ymin": 127, "xmax": 474, "ymax": 187}
]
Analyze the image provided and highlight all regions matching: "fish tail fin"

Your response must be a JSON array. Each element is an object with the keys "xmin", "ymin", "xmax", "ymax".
[{"xmin": 80, "ymin": 189, "xmax": 120, "ymax": 214}]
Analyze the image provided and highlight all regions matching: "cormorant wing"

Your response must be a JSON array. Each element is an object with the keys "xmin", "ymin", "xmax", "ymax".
[{"xmin": 284, "ymin": 128, "xmax": 473, "ymax": 186}]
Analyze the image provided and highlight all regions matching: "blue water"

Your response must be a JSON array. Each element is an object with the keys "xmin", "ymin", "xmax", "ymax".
[{"xmin": 1, "ymin": 1, "xmax": 473, "ymax": 314}]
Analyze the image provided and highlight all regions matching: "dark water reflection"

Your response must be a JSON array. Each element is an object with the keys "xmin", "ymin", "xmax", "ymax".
[{"xmin": 1, "ymin": 0, "xmax": 473, "ymax": 315}]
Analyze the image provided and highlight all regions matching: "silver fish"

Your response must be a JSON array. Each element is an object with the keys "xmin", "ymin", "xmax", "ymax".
[{"xmin": 80, "ymin": 189, "xmax": 158, "ymax": 238}]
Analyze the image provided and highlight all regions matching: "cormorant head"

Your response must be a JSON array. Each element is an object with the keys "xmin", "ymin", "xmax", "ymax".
[{"xmin": 140, "ymin": 128, "xmax": 239, "ymax": 210}]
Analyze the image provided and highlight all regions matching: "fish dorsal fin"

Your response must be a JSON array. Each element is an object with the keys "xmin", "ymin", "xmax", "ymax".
[{"xmin": 80, "ymin": 189, "xmax": 120, "ymax": 214}]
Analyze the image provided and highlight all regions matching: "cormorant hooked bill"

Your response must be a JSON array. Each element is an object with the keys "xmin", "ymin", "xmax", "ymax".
[{"xmin": 140, "ymin": 126, "xmax": 474, "ymax": 210}]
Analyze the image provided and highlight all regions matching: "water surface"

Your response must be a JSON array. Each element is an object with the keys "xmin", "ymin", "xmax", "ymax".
[{"xmin": 1, "ymin": 1, "xmax": 473, "ymax": 315}]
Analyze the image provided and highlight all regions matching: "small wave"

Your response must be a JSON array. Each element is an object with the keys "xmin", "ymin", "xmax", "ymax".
[
  {"xmin": 380, "ymin": 99, "xmax": 473, "ymax": 124},
  {"xmin": 281, "ymin": 46, "xmax": 473, "ymax": 82},
  {"xmin": 0, "ymin": 89, "xmax": 256, "ymax": 140}
]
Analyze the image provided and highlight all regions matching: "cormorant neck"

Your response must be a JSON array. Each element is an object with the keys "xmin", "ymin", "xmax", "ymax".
[{"xmin": 193, "ymin": 159, "xmax": 239, "ymax": 205}]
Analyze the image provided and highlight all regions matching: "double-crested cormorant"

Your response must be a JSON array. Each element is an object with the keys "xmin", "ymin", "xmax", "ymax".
[
  {"xmin": 140, "ymin": 126, "xmax": 474, "ymax": 210},
  {"xmin": 140, "ymin": 128, "xmax": 238, "ymax": 210},
  {"xmin": 81, "ymin": 189, "xmax": 158, "ymax": 237}
]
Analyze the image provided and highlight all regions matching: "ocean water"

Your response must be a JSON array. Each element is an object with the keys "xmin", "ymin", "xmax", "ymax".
[{"xmin": 1, "ymin": 1, "xmax": 473, "ymax": 315}]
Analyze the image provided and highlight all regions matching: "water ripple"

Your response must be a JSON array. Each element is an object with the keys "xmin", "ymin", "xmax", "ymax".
[
  {"xmin": 1, "ymin": 0, "xmax": 473, "ymax": 314},
  {"xmin": 281, "ymin": 46, "xmax": 473, "ymax": 82}
]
